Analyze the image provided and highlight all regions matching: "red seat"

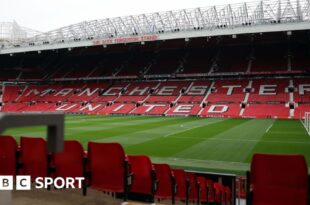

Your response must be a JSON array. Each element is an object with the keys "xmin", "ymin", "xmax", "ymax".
[
  {"xmin": 87, "ymin": 142, "xmax": 130, "ymax": 201},
  {"xmin": 128, "ymin": 155, "xmax": 155, "ymax": 199},
  {"xmin": 172, "ymin": 169, "xmax": 188, "ymax": 202},
  {"xmin": 52, "ymin": 140, "xmax": 85, "ymax": 192},
  {"xmin": 153, "ymin": 163, "xmax": 174, "ymax": 201},
  {"xmin": 19, "ymin": 136, "xmax": 48, "ymax": 181},
  {"xmin": 206, "ymin": 179, "xmax": 215, "ymax": 203},
  {"xmin": 0, "ymin": 136, "xmax": 18, "ymax": 175},
  {"xmin": 187, "ymin": 172, "xmax": 198, "ymax": 202},
  {"xmin": 248, "ymin": 153, "xmax": 308, "ymax": 205},
  {"xmin": 225, "ymin": 186, "xmax": 231, "ymax": 205},
  {"xmin": 214, "ymin": 182, "xmax": 223, "ymax": 203},
  {"xmin": 197, "ymin": 176, "xmax": 208, "ymax": 203}
]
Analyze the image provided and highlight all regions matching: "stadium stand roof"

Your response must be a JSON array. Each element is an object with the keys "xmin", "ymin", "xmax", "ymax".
[
  {"xmin": 0, "ymin": 21, "xmax": 42, "ymax": 41},
  {"xmin": 0, "ymin": 0, "xmax": 310, "ymax": 54}
]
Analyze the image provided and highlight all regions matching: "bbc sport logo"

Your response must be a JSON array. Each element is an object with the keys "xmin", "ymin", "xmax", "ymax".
[{"xmin": 0, "ymin": 176, "xmax": 84, "ymax": 190}]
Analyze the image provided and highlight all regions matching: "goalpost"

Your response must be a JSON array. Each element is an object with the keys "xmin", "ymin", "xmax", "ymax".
[{"xmin": 301, "ymin": 112, "xmax": 310, "ymax": 136}]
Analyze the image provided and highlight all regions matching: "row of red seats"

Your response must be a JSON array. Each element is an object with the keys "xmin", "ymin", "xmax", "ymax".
[
  {"xmin": 0, "ymin": 136, "xmax": 232, "ymax": 204},
  {"xmin": 4, "ymin": 79, "xmax": 310, "ymax": 104}
]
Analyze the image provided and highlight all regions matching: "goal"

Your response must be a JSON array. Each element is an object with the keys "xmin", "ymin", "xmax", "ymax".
[{"xmin": 302, "ymin": 112, "xmax": 310, "ymax": 135}]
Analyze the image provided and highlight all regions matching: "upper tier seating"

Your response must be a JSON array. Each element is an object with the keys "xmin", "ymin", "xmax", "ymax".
[
  {"xmin": 200, "ymin": 104, "xmax": 242, "ymax": 118},
  {"xmin": 214, "ymin": 46, "xmax": 250, "ymax": 73},
  {"xmin": 294, "ymin": 79, "xmax": 310, "ymax": 103},
  {"xmin": 247, "ymin": 79, "xmax": 289, "ymax": 103},
  {"xmin": 243, "ymin": 104, "xmax": 290, "ymax": 119},
  {"xmin": 251, "ymin": 44, "xmax": 288, "ymax": 72},
  {"xmin": 131, "ymin": 104, "xmax": 170, "ymax": 115},
  {"xmin": 206, "ymin": 80, "xmax": 248, "ymax": 103},
  {"xmin": 177, "ymin": 80, "xmax": 210, "ymax": 103},
  {"xmin": 3, "ymin": 86, "xmax": 24, "ymax": 102},
  {"xmin": 294, "ymin": 104, "xmax": 310, "ymax": 119},
  {"xmin": 1, "ymin": 78, "xmax": 309, "ymax": 119}
]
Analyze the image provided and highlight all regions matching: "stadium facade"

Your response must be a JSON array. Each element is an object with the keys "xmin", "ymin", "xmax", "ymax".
[{"xmin": 0, "ymin": 0, "xmax": 309, "ymax": 119}]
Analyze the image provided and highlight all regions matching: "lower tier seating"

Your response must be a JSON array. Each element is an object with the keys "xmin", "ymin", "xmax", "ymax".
[{"xmin": 1, "ymin": 78, "xmax": 309, "ymax": 119}]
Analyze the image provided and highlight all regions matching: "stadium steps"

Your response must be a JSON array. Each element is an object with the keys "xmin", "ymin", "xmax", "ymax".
[
  {"xmin": 200, "ymin": 81, "xmax": 215, "ymax": 106},
  {"xmin": 14, "ymin": 85, "xmax": 28, "ymax": 102},
  {"xmin": 111, "ymin": 83, "xmax": 132, "ymax": 103},
  {"xmin": 198, "ymin": 81, "xmax": 215, "ymax": 116},
  {"xmin": 141, "ymin": 82, "xmax": 161, "ymax": 103},
  {"xmin": 240, "ymin": 80, "xmax": 253, "ymax": 116},
  {"xmin": 86, "ymin": 67, "xmax": 99, "ymax": 78},
  {"xmin": 246, "ymin": 47, "xmax": 254, "ymax": 73},
  {"xmin": 288, "ymin": 49, "xmax": 292, "ymax": 72}
]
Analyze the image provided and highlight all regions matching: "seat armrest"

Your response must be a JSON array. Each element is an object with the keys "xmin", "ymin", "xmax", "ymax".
[{"xmin": 246, "ymin": 171, "xmax": 252, "ymax": 205}]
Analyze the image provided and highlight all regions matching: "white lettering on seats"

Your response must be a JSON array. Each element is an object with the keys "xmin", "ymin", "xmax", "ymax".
[
  {"xmin": 103, "ymin": 87, "xmax": 123, "ymax": 95},
  {"xmin": 173, "ymin": 105, "xmax": 193, "ymax": 113},
  {"xmin": 56, "ymin": 104, "xmax": 77, "ymax": 111},
  {"xmin": 144, "ymin": 104, "xmax": 166, "ymax": 112},
  {"xmin": 187, "ymin": 86, "xmax": 208, "ymax": 95},
  {"xmin": 208, "ymin": 105, "xmax": 228, "ymax": 113},
  {"xmin": 55, "ymin": 88, "xmax": 73, "ymax": 96},
  {"xmin": 299, "ymin": 84, "xmax": 310, "ymax": 95},
  {"xmin": 78, "ymin": 88, "xmax": 99, "ymax": 96},
  {"xmin": 259, "ymin": 85, "xmax": 277, "ymax": 95},
  {"xmin": 128, "ymin": 87, "xmax": 149, "ymax": 95},
  {"xmin": 222, "ymin": 85, "xmax": 242, "ymax": 95},
  {"xmin": 157, "ymin": 86, "xmax": 177, "ymax": 95}
]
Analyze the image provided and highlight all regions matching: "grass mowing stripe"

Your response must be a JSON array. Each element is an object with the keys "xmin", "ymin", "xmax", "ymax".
[
  {"xmin": 150, "ymin": 156, "xmax": 249, "ymax": 175},
  {"xmin": 125, "ymin": 118, "xmax": 246, "ymax": 157},
  {"xmin": 66, "ymin": 116, "xmax": 178, "ymax": 131},
  {"xmin": 170, "ymin": 137, "xmax": 310, "ymax": 144},
  {"xmin": 247, "ymin": 120, "xmax": 310, "ymax": 165},
  {"xmin": 97, "ymin": 118, "xmax": 226, "ymax": 146},
  {"xmin": 65, "ymin": 116, "xmax": 201, "ymax": 148},
  {"xmin": 66, "ymin": 115, "xmax": 157, "ymax": 125},
  {"xmin": 162, "ymin": 118, "xmax": 226, "ymax": 138},
  {"xmin": 175, "ymin": 119, "xmax": 274, "ymax": 162}
]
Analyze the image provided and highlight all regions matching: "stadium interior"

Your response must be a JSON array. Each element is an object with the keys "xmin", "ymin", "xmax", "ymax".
[
  {"xmin": 1, "ymin": 0, "xmax": 310, "ymax": 204},
  {"xmin": 0, "ymin": 31, "xmax": 309, "ymax": 119}
]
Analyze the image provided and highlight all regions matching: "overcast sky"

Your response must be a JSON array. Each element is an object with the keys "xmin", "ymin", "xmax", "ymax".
[{"xmin": 0, "ymin": 0, "xmax": 244, "ymax": 32}]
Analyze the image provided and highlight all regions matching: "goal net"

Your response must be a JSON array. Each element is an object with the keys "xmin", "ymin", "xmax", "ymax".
[{"xmin": 302, "ymin": 112, "xmax": 310, "ymax": 136}]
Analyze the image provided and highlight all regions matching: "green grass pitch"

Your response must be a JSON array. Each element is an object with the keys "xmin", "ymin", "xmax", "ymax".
[{"xmin": 4, "ymin": 115, "xmax": 310, "ymax": 175}]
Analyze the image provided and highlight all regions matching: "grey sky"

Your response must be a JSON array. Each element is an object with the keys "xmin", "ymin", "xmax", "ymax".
[{"xmin": 0, "ymin": 0, "xmax": 244, "ymax": 32}]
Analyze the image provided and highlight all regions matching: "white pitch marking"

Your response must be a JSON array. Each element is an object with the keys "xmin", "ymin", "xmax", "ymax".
[{"xmin": 266, "ymin": 123, "xmax": 274, "ymax": 133}]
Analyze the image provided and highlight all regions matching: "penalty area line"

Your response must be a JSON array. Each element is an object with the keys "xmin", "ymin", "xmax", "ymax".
[{"xmin": 266, "ymin": 123, "xmax": 274, "ymax": 133}]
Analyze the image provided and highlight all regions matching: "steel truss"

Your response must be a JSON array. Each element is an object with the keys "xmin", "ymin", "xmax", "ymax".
[{"xmin": 1, "ymin": 0, "xmax": 310, "ymax": 50}]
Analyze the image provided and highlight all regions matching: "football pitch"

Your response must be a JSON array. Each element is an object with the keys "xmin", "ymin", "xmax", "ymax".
[{"xmin": 4, "ymin": 115, "xmax": 310, "ymax": 175}]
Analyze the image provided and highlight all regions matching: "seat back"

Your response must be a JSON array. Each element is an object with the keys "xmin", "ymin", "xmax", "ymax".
[
  {"xmin": 214, "ymin": 182, "xmax": 223, "ymax": 203},
  {"xmin": 0, "ymin": 136, "xmax": 18, "ymax": 175},
  {"xmin": 225, "ymin": 186, "xmax": 231, "ymax": 205},
  {"xmin": 128, "ymin": 155, "xmax": 154, "ymax": 195},
  {"xmin": 53, "ymin": 140, "xmax": 84, "ymax": 179},
  {"xmin": 206, "ymin": 179, "xmax": 215, "ymax": 203},
  {"xmin": 197, "ymin": 176, "xmax": 207, "ymax": 202},
  {"xmin": 88, "ymin": 142, "xmax": 126, "ymax": 193},
  {"xmin": 187, "ymin": 172, "xmax": 198, "ymax": 202},
  {"xmin": 154, "ymin": 163, "xmax": 173, "ymax": 199},
  {"xmin": 251, "ymin": 153, "xmax": 308, "ymax": 205},
  {"xmin": 20, "ymin": 137, "xmax": 48, "ymax": 181},
  {"xmin": 172, "ymin": 169, "xmax": 188, "ymax": 201}
]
